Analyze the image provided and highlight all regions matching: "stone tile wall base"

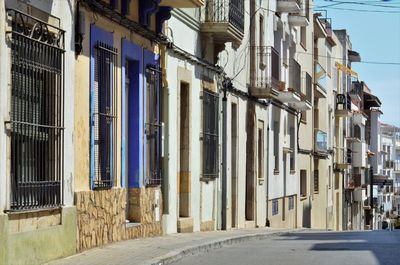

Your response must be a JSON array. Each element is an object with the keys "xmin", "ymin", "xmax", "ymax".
[
  {"xmin": 200, "ymin": 220, "xmax": 215, "ymax": 232},
  {"xmin": 76, "ymin": 187, "xmax": 163, "ymax": 251}
]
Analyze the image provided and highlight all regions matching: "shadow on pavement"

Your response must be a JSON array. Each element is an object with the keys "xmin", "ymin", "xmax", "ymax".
[{"xmin": 275, "ymin": 231, "xmax": 400, "ymax": 265}]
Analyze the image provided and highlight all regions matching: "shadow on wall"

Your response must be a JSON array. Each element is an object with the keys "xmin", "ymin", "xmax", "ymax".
[{"xmin": 276, "ymin": 231, "xmax": 400, "ymax": 265}]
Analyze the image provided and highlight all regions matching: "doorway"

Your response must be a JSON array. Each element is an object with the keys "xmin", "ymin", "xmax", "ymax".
[
  {"xmin": 231, "ymin": 103, "xmax": 238, "ymax": 228},
  {"xmin": 125, "ymin": 59, "xmax": 140, "ymax": 223},
  {"xmin": 178, "ymin": 82, "xmax": 190, "ymax": 218}
]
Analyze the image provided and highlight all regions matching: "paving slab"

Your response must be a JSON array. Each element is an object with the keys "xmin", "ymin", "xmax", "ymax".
[{"xmin": 46, "ymin": 227, "xmax": 300, "ymax": 265}]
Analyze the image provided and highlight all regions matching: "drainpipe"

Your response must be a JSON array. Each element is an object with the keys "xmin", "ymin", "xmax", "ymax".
[
  {"xmin": 266, "ymin": 123, "xmax": 270, "ymax": 226},
  {"xmin": 221, "ymin": 78, "xmax": 229, "ymax": 230},
  {"xmin": 370, "ymin": 166, "xmax": 374, "ymax": 229}
]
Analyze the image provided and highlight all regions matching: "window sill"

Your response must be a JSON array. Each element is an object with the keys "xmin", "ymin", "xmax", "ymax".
[
  {"xmin": 200, "ymin": 176, "xmax": 217, "ymax": 183},
  {"xmin": 300, "ymin": 196, "xmax": 307, "ymax": 201},
  {"xmin": 273, "ymin": 170, "xmax": 280, "ymax": 175},
  {"xmin": 290, "ymin": 170, "xmax": 296, "ymax": 175},
  {"xmin": 4, "ymin": 206, "xmax": 62, "ymax": 214}
]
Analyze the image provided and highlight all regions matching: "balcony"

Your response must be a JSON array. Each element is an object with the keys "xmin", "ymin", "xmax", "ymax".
[
  {"xmin": 314, "ymin": 62, "xmax": 327, "ymax": 98},
  {"xmin": 201, "ymin": 0, "xmax": 244, "ymax": 46},
  {"xmin": 288, "ymin": 14, "xmax": 309, "ymax": 27},
  {"xmin": 287, "ymin": 61, "xmax": 312, "ymax": 111},
  {"xmin": 335, "ymin": 93, "xmax": 352, "ymax": 117},
  {"xmin": 160, "ymin": 0, "xmax": 204, "ymax": 8},
  {"xmin": 385, "ymin": 160, "xmax": 394, "ymax": 169},
  {"xmin": 394, "ymin": 161, "xmax": 400, "ymax": 173},
  {"xmin": 277, "ymin": 0, "xmax": 301, "ymax": 13},
  {"xmin": 336, "ymin": 148, "xmax": 352, "ymax": 170},
  {"xmin": 277, "ymin": 58, "xmax": 301, "ymax": 103},
  {"xmin": 352, "ymin": 141, "xmax": 367, "ymax": 168},
  {"xmin": 315, "ymin": 129, "xmax": 328, "ymax": 155},
  {"xmin": 249, "ymin": 46, "xmax": 281, "ymax": 98}
]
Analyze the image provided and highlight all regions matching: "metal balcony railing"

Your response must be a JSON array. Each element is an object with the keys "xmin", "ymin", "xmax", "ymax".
[
  {"xmin": 315, "ymin": 129, "xmax": 327, "ymax": 153},
  {"xmin": 346, "ymin": 148, "xmax": 352, "ymax": 164},
  {"xmin": 204, "ymin": 0, "xmax": 244, "ymax": 34},
  {"xmin": 303, "ymin": 72, "xmax": 312, "ymax": 103},
  {"xmin": 385, "ymin": 160, "xmax": 394, "ymax": 169},
  {"xmin": 336, "ymin": 93, "xmax": 352, "ymax": 112},
  {"xmin": 251, "ymin": 46, "xmax": 280, "ymax": 89},
  {"xmin": 289, "ymin": 59, "xmax": 301, "ymax": 95}
]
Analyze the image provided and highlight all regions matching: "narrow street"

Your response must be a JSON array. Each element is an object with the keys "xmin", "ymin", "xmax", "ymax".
[{"xmin": 172, "ymin": 230, "xmax": 400, "ymax": 265}]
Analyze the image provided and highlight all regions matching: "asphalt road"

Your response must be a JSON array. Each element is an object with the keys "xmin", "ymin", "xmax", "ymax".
[{"xmin": 171, "ymin": 230, "xmax": 400, "ymax": 265}]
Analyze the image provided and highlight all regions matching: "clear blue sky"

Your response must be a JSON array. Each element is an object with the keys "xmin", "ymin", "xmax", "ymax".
[{"xmin": 314, "ymin": 0, "xmax": 400, "ymax": 127}]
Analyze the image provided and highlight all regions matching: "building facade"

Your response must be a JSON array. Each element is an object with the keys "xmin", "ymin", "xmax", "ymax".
[
  {"xmin": 0, "ymin": 0, "xmax": 389, "ymax": 264},
  {"xmin": 0, "ymin": 1, "xmax": 76, "ymax": 264}
]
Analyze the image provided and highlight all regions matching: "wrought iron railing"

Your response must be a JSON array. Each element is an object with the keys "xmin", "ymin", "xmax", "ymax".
[
  {"xmin": 145, "ymin": 65, "xmax": 162, "ymax": 186},
  {"xmin": 203, "ymin": 90, "xmax": 220, "ymax": 178},
  {"xmin": 289, "ymin": 59, "xmax": 301, "ymax": 95},
  {"xmin": 251, "ymin": 46, "xmax": 280, "ymax": 90},
  {"xmin": 7, "ymin": 9, "xmax": 65, "ymax": 210},
  {"xmin": 336, "ymin": 93, "xmax": 352, "ymax": 112},
  {"xmin": 315, "ymin": 129, "xmax": 327, "ymax": 153},
  {"xmin": 204, "ymin": 0, "xmax": 245, "ymax": 33},
  {"xmin": 346, "ymin": 148, "xmax": 352, "ymax": 164},
  {"xmin": 92, "ymin": 42, "xmax": 118, "ymax": 189},
  {"xmin": 304, "ymin": 72, "xmax": 312, "ymax": 103}
]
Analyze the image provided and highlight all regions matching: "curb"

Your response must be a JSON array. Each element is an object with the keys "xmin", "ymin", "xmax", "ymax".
[{"xmin": 143, "ymin": 229, "xmax": 302, "ymax": 265}]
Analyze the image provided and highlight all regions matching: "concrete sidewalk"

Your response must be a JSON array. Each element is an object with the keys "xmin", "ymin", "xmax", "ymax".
[{"xmin": 46, "ymin": 227, "xmax": 299, "ymax": 265}]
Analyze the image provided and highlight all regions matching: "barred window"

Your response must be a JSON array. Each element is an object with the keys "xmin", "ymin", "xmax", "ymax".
[
  {"xmin": 300, "ymin": 170, "xmax": 307, "ymax": 197},
  {"xmin": 314, "ymin": 170, "xmax": 319, "ymax": 193},
  {"xmin": 92, "ymin": 42, "xmax": 117, "ymax": 189},
  {"xmin": 272, "ymin": 200, "xmax": 279, "ymax": 215},
  {"xmin": 288, "ymin": 196, "xmax": 295, "ymax": 210},
  {"xmin": 203, "ymin": 90, "xmax": 219, "ymax": 178},
  {"xmin": 7, "ymin": 9, "xmax": 65, "ymax": 210},
  {"xmin": 145, "ymin": 65, "xmax": 162, "ymax": 186}
]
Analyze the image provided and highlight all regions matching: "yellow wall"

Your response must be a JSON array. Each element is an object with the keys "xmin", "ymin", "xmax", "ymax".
[{"xmin": 74, "ymin": 6, "xmax": 159, "ymax": 191}]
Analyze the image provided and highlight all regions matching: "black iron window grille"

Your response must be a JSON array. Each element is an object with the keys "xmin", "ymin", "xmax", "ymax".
[
  {"xmin": 203, "ymin": 90, "xmax": 220, "ymax": 179},
  {"xmin": 205, "ymin": 0, "xmax": 245, "ymax": 33},
  {"xmin": 92, "ymin": 42, "xmax": 117, "ymax": 189},
  {"xmin": 7, "ymin": 9, "xmax": 65, "ymax": 211},
  {"xmin": 305, "ymin": 72, "xmax": 312, "ymax": 103},
  {"xmin": 145, "ymin": 65, "xmax": 162, "ymax": 186},
  {"xmin": 290, "ymin": 59, "xmax": 301, "ymax": 95},
  {"xmin": 336, "ymin": 93, "xmax": 352, "ymax": 111}
]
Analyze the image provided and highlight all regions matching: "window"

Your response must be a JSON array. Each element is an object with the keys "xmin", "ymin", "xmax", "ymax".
[
  {"xmin": 290, "ymin": 125, "xmax": 295, "ymax": 172},
  {"xmin": 259, "ymin": 14, "xmax": 264, "ymax": 47},
  {"xmin": 289, "ymin": 196, "xmax": 295, "ymax": 210},
  {"xmin": 314, "ymin": 170, "xmax": 319, "ymax": 193},
  {"xmin": 300, "ymin": 170, "xmax": 307, "ymax": 197},
  {"xmin": 8, "ymin": 10, "xmax": 65, "ymax": 210},
  {"xmin": 203, "ymin": 90, "xmax": 219, "ymax": 178},
  {"xmin": 300, "ymin": 27, "xmax": 306, "ymax": 48},
  {"xmin": 92, "ymin": 42, "xmax": 118, "ymax": 189},
  {"xmin": 272, "ymin": 200, "xmax": 279, "ymax": 215},
  {"xmin": 258, "ymin": 122, "xmax": 264, "ymax": 179},
  {"xmin": 274, "ymin": 121, "xmax": 280, "ymax": 172},
  {"xmin": 145, "ymin": 65, "xmax": 162, "ymax": 186}
]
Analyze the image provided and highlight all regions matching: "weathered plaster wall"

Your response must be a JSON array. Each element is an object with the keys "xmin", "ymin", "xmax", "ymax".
[{"xmin": 0, "ymin": 207, "xmax": 77, "ymax": 265}]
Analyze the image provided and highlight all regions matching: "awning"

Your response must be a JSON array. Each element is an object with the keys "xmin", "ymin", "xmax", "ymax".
[{"xmin": 348, "ymin": 50, "xmax": 361, "ymax": 62}]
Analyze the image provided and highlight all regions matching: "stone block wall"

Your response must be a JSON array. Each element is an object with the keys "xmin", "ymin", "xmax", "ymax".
[
  {"xmin": 76, "ymin": 187, "xmax": 163, "ymax": 251},
  {"xmin": 75, "ymin": 188, "xmax": 126, "ymax": 251}
]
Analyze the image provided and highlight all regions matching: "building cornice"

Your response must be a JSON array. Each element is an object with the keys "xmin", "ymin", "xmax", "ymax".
[{"xmin": 171, "ymin": 9, "xmax": 200, "ymax": 31}]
